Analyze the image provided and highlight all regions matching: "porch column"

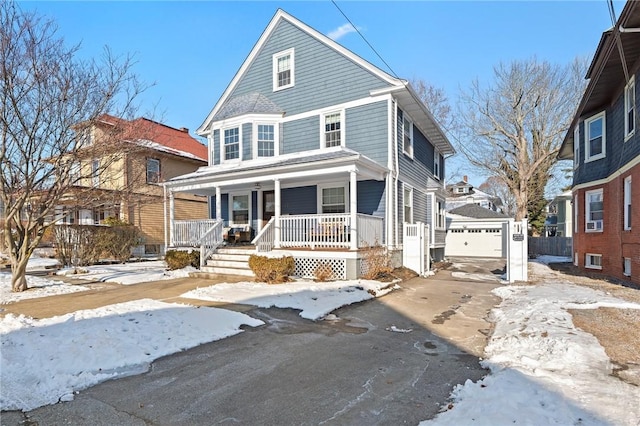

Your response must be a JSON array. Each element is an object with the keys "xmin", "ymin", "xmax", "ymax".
[
  {"xmin": 274, "ymin": 179, "xmax": 281, "ymax": 248},
  {"xmin": 350, "ymin": 169, "xmax": 358, "ymax": 250},
  {"xmin": 215, "ymin": 186, "xmax": 222, "ymax": 220},
  {"xmin": 169, "ymin": 190, "xmax": 175, "ymax": 247}
]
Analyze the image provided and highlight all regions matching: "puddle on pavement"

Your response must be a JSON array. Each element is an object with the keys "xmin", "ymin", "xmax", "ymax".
[
  {"xmin": 249, "ymin": 308, "xmax": 368, "ymax": 336},
  {"xmin": 432, "ymin": 309, "xmax": 457, "ymax": 324}
]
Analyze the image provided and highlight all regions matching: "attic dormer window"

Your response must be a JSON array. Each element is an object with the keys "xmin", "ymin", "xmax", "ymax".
[
  {"xmin": 273, "ymin": 48, "xmax": 295, "ymax": 91},
  {"xmin": 456, "ymin": 187, "xmax": 465, "ymax": 194}
]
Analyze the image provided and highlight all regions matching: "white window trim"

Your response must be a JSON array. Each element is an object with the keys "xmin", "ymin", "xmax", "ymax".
[
  {"xmin": 402, "ymin": 114, "xmax": 414, "ymax": 158},
  {"xmin": 623, "ymin": 258, "xmax": 631, "ymax": 276},
  {"xmin": 253, "ymin": 122, "xmax": 279, "ymax": 159},
  {"xmin": 585, "ymin": 188, "xmax": 603, "ymax": 233},
  {"xmin": 573, "ymin": 124, "xmax": 580, "ymax": 170},
  {"xmin": 585, "ymin": 253, "xmax": 602, "ymax": 270},
  {"xmin": 436, "ymin": 198, "xmax": 446, "ymax": 230},
  {"xmin": 434, "ymin": 151, "xmax": 441, "ymax": 180},
  {"xmin": 272, "ymin": 48, "xmax": 295, "ymax": 92},
  {"xmin": 316, "ymin": 182, "xmax": 349, "ymax": 214},
  {"xmin": 228, "ymin": 192, "xmax": 251, "ymax": 227},
  {"xmin": 222, "ymin": 126, "xmax": 242, "ymax": 163},
  {"xmin": 320, "ymin": 110, "xmax": 345, "ymax": 149},
  {"xmin": 625, "ymin": 76, "xmax": 635, "ymax": 141},
  {"xmin": 585, "ymin": 111, "xmax": 606, "ymax": 162},
  {"xmin": 403, "ymin": 183, "xmax": 413, "ymax": 223},
  {"xmin": 624, "ymin": 175, "xmax": 632, "ymax": 230}
]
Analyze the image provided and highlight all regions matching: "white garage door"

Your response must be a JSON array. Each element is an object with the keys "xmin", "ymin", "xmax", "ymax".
[{"xmin": 445, "ymin": 227, "xmax": 505, "ymax": 258}]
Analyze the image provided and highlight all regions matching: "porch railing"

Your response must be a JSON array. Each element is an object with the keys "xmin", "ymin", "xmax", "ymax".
[
  {"xmin": 356, "ymin": 214, "xmax": 384, "ymax": 247},
  {"xmin": 198, "ymin": 220, "xmax": 224, "ymax": 267},
  {"xmin": 252, "ymin": 217, "xmax": 276, "ymax": 253},
  {"xmin": 279, "ymin": 213, "xmax": 351, "ymax": 249},
  {"xmin": 172, "ymin": 219, "xmax": 218, "ymax": 247}
]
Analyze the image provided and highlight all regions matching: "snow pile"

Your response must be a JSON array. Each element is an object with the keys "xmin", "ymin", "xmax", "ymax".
[
  {"xmin": 0, "ymin": 273, "xmax": 90, "ymax": 304},
  {"xmin": 57, "ymin": 261, "xmax": 194, "ymax": 285},
  {"xmin": 0, "ymin": 299, "xmax": 263, "ymax": 411},
  {"xmin": 183, "ymin": 279, "xmax": 398, "ymax": 320},
  {"xmin": 422, "ymin": 280, "xmax": 640, "ymax": 426}
]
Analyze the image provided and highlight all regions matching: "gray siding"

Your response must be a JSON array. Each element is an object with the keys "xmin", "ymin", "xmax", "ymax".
[
  {"xmin": 346, "ymin": 101, "xmax": 388, "ymax": 165},
  {"xmin": 357, "ymin": 180, "xmax": 385, "ymax": 217},
  {"xmin": 213, "ymin": 130, "xmax": 220, "ymax": 165},
  {"xmin": 425, "ymin": 193, "xmax": 433, "ymax": 228},
  {"xmin": 574, "ymin": 69, "xmax": 640, "ymax": 185},
  {"xmin": 397, "ymin": 108, "xmax": 440, "ymax": 190},
  {"xmin": 282, "ymin": 186, "xmax": 317, "ymax": 214},
  {"xmin": 242, "ymin": 123, "xmax": 252, "ymax": 160},
  {"xmin": 414, "ymin": 188, "xmax": 429, "ymax": 225},
  {"xmin": 231, "ymin": 20, "xmax": 392, "ymax": 116},
  {"xmin": 282, "ymin": 116, "xmax": 319, "ymax": 154}
]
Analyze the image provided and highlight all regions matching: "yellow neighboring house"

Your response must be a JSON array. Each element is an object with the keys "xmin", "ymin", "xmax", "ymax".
[{"xmin": 55, "ymin": 115, "xmax": 208, "ymax": 256}]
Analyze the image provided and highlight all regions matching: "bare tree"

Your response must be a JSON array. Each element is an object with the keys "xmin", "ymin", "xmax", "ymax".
[
  {"xmin": 478, "ymin": 176, "xmax": 516, "ymax": 216},
  {"xmin": 457, "ymin": 57, "xmax": 587, "ymax": 222},
  {"xmin": 0, "ymin": 2, "xmax": 146, "ymax": 292},
  {"xmin": 410, "ymin": 78, "xmax": 456, "ymax": 134}
]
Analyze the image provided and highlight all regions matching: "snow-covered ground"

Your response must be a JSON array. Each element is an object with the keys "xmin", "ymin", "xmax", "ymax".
[
  {"xmin": 182, "ymin": 279, "xmax": 397, "ymax": 320},
  {"xmin": 56, "ymin": 260, "xmax": 196, "ymax": 285},
  {"xmin": 2, "ymin": 258, "xmax": 640, "ymax": 425}
]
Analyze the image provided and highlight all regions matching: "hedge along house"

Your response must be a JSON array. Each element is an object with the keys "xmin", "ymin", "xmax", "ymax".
[
  {"xmin": 164, "ymin": 9, "xmax": 454, "ymax": 279},
  {"xmin": 558, "ymin": 0, "xmax": 640, "ymax": 286}
]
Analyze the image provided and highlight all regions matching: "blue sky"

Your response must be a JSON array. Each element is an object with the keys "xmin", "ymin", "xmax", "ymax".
[{"xmin": 21, "ymin": 1, "xmax": 623, "ymax": 184}]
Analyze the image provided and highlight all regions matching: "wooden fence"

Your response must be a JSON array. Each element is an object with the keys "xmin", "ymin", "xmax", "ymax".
[{"xmin": 528, "ymin": 236, "xmax": 572, "ymax": 257}]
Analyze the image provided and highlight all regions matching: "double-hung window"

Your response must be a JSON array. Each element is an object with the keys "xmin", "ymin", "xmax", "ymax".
[
  {"xmin": 625, "ymin": 76, "xmax": 635, "ymax": 140},
  {"xmin": 273, "ymin": 49, "xmax": 294, "ymax": 91},
  {"xmin": 320, "ymin": 186, "xmax": 346, "ymax": 213},
  {"xmin": 573, "ymin": 124, "xmax": 580, "ymax": 169},
  {"xmin": 585, "ymin": 112, "xmax": 606, "ymax": 162},
  {"xmin": 585, "ymin": 189, "xmax": 603, "ymax": 232},
  {"xmin": 146, "ymin": 158, "xmax": 160, "ymax": 183},
  {"xmin": 403, "ymin": 185, "xmax": 413, "ymax": 223},
  {"xmin": 403, "ymin": 115, "xmax": 413, "ymax": 157},
  {"xmin": 224, "ymin": 127, "xmax": 240, "ymax": 161},
  {"xmin": 256, "ymin": 124, "xmax": 276, "ymax": 157},
  {"xmin": 585, "ymin": 254, "xmax": 602, "ymax": 270},
  {"xmin": 323, "ymin": 112, "xmax": 342, "ymax": 148},
  {"xmin": 436, "ymin": 199, "xmax": 445, "ymax": 229},
  {"xmin": 91, "ymin": 159, "xmax": 100, "ymax": 187},
  {"xmin": 434, "ymin": 151, "xmax": 441, "ymax": 179},
  {"xmin": 231, "ymin": 195, "xmax": 249, "ymax": 225},
  {"xmin": 624, "ymin": 176, "xmax": 632, "ymax": 230}
]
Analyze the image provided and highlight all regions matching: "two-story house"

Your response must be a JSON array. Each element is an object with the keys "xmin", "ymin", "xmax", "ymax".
[
  {"xmin": 164, "ymin": 9, "xmax": 454, "ymax": 279},
  {"xmin": 445, "ymin": 176, "xmax": 503, "ymax": 212},
  {"xmin": 559, "ymin": 0, "xmax": 639, "ymax": 285},
  {"xmin": 543, "ymin": 190, "xmax": 573, "ymax": 237},
  {"xmin": 55, "ymin": 115, "xmax": 208, "ymax": 257}
]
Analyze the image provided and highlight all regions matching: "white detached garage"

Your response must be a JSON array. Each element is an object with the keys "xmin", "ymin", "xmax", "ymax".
[{"xmin": 445, "ymin": 204, "xmax": 511, "ymax": 258}]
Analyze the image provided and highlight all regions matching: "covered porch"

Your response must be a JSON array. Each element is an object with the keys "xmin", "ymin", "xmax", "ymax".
[{"xmin": 163, "ymin": 148, "xmax": 390, "ymax": 277}]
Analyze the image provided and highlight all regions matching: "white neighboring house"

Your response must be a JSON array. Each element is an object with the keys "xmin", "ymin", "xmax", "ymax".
[
  {"xmin": 445, "ymin": 203, "xmax": 511, "ymax": 258},
  {"xmin": 445, "ymin": 177, "xmax": 503, "ymax": 213}
]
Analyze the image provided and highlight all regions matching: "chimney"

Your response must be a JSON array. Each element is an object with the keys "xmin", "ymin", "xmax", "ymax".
[
  {"xmin": 179, "ymin": 127, "xmax": 189, "ymax": 133},
  {"xmin": 463, "ymin": 175, "xmax": 468, "ymax": 183}
]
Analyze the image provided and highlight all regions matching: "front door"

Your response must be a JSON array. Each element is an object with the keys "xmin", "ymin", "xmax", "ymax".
[{"xmin": 262, "ymin": 190, "xmax": 275, "ymax": 227}]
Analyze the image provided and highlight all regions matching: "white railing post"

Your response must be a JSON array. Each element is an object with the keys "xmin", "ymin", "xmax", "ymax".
[
  {"xmin": 350, "ymin": 170, "xmax": 358, "ymax": 250},
  {"xmin": 169, "ymin": 190, "xmax": 175, "ymax": 247},
  {"xmin": 215, "ymin": 186, "xmax": 221, "ymax": 221},
  {"xmin": 274, "ymin": 179, "xmax": 281, "ymax": 249}
]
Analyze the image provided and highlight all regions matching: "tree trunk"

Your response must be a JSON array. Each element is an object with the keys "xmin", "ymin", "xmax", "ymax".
[{"xmin": 11, "ymin": 258, "xmax": 28, "ymax": 292}]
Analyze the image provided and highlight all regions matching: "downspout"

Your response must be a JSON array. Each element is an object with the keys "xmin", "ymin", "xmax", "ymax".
[{"xmin": 394, "ymin": 100, "xmax": 399, "ymax": 249}]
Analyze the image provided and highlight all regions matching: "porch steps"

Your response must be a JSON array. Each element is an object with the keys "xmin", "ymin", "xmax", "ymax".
[{"xmin": 200, "ymin": 246, "xmax": 255, "ymax": 278}]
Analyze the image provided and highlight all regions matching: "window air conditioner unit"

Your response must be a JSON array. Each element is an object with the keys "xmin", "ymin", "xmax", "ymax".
[{"xmin": 586, "ymin": 220, "xmax": 603, "ymax": 231}]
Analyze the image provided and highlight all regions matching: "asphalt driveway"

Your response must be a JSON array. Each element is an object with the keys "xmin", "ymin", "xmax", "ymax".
[{"xmin": 3, "ymin": 259, "xmax": 504, "ymax": 425}]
